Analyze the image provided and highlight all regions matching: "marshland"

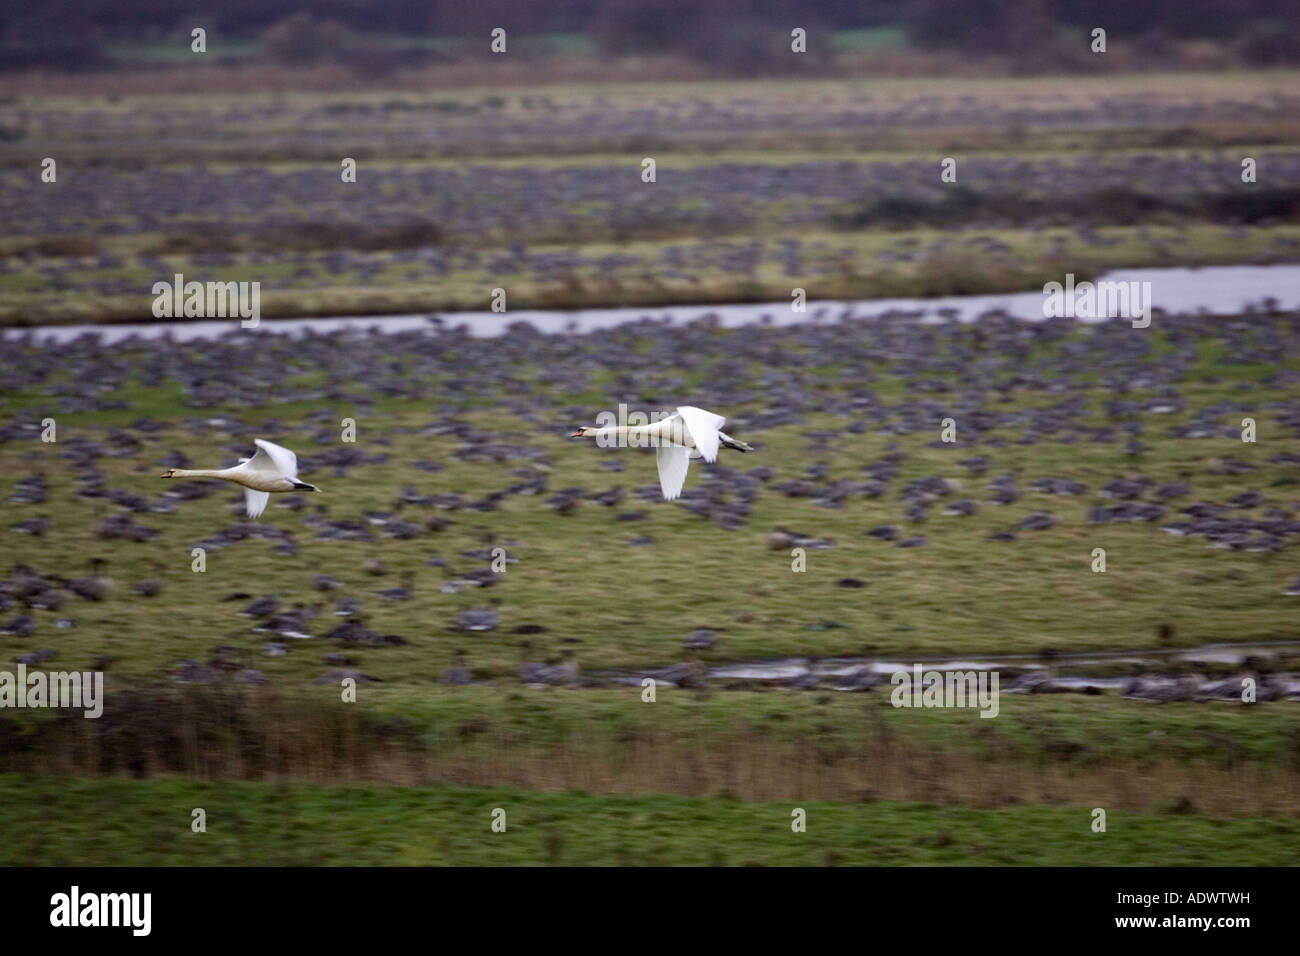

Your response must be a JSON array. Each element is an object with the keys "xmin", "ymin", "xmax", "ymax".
[{"xmin": 1, "ymin": 1, "xmax": 1299, "ymax": 866}]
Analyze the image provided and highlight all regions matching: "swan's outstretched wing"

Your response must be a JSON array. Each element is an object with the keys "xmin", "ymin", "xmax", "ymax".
[
  {"xmin": 244, "ymin": 487, "xmax": 270, "ymax": 519},
  {"xmin": 247, "ymin": 438, "xmax": 300, "ymax": 480},
  {"xmin": 675, "ymin": 405, "xmax": 725, "ymax": 463},
  {"xmin": 656, "ymin": 444, "xmax": 691, "ymax": 501}
]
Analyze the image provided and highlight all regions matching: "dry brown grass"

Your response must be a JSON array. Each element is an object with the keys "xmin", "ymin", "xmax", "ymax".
[{"xmin": 9, "ymin": 685, "xmax": 1296, "ymax": 815}]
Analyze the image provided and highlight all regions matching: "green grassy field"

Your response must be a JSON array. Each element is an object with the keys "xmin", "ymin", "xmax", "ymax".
[
  {"xmin": 2, "ymin": 341, "xmax": 1298, "ymax": 681},
  {"xmin": 4, "ymin": 317, "xmax": 1297, "ymax": 864},
  {"xmin": 2, "ymin": 774, "xmax": 1294, "ymax": 866},
  {"xmin": 5, "ymin": 223, "xmax": 1298, "ymax": 326}
]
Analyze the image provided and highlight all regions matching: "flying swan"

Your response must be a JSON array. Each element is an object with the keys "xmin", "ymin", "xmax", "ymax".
[
  {"xmin": 160, "ymin": 439, "xmax": 320, "ymax": 518},
  {"xmin": 571, "ymin": 405, "xmax": 753, "ymax": 500}
]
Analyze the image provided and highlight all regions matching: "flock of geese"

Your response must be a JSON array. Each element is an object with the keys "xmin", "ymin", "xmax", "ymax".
[
  {"xmin": 15, "ymin": 396, "xmax": 1299, "ymax": 695},
  {"xmin": 165, "ymin": 406, "xmax": 751, "ymax": 517},
  {"xmin": 146, "ymin": 407, "xmax": 750, "ymax": 686},
  {"xmin": 4, "ymin": 409, "xmax": 748, "ymax": 681}
]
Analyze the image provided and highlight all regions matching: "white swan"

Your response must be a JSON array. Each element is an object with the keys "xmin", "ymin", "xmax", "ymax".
[
  {"xmin": 161, "ymin": 439, "xmax": 320, "ymax": 518},
  {"xmin": 571, "ymin": 405, "xmax": 753, "ymax": 500}
]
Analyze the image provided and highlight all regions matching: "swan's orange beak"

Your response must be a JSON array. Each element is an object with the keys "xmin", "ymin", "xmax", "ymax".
[
  {"xmin": 159, "ymin": 470, "xmax": 174, "ymax": 478},
  {"xmin": 570, "ymin": 430, "xmax": 584, "ymax": 438}
]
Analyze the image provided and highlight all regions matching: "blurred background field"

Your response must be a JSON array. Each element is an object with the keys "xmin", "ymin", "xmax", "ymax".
[
  {"xmin": 3, "ymin": 73, "xmax": 1299, "ymax": 324},
  {"xmin": 2, "ymin": 1, "xmax": 1299, "ymax": 865},
  {"xmin": 4, "ymin": 317, "xmax": 1300, "ymax": 676},
  {"xmin": 5, "ymin": 306, "xmax": 1300, "ymax": 863}
]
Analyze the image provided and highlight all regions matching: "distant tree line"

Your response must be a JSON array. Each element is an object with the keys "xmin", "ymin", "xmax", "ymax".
[{"xmin": 3, "ymin": 0, "xmax": 1297, "ymax": 70}]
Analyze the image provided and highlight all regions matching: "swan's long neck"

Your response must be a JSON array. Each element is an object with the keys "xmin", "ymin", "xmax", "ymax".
[
  {"xmin": 174, "ymin": 468, "xmax": 235, "ymax": 479},
  {"xmin": 592, "ymin": 420, "xmax": 682, "ymax": 446}
]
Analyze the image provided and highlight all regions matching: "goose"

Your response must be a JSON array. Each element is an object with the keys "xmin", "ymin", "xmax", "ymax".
[
  {"xmin": 541, "ymin": 648, "xmax": 581, "ymax": 686},
  {"xmin": 66, "ymin": 558, "xmax": 113, "ymax": 602},
  {"xmin": 131, "ymin": 578, "xmax": 164, "ymax": 598},
  {"xmin": 2, "ymin": 614, "xmax": 36, "ymax": 636},
  {"xmin": 517, "ymin": 641, "xmax": 547, "ymax": 684},
  {"xmin": 160, "ymin": 439, "xmax": 319, "ymax": 519},
  {"xmin": 838, "ymin": 663, "xmax": 880, "ymax": 692},
  {"xmin": 376, "ymin": 570, "xmax": 414, "ymax": 601},
  {"xmin": 131, "ymin": 560, "xmax": 165, "ymax": 598},
  {"xmin": 570, "ymin": 406, "xmax": 753, "ymax": 501},
  {"xmin": 241, "ymin": 595, "xmax": 280, "ymax": 619},
  {"xmin": 30, "ymin": 586, "xmax": 68, "ymax": 611},
  {"xmin": 457, "ymin": 608, "xmax": 500, "ymax": 632},
  {"xmin": 682, "ymin": 629, "xmax": 717, "ymax": 650},
  {"xmin": 662, "ymin": 652, "xmax": 709, "ymax": 690},
  {"xmin": 439, "ymin": 649, "xmax": 472, "ymax": 686}
]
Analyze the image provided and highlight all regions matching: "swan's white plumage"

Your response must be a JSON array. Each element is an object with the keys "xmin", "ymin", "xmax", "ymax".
[
  {"xmin": 247, "ymin": 439, "xmax": 300, "ymax": 482},
  {"xmin": 577, "ymin": 405, "xmax": 742, "ymax": 501},
  {"xmin": 671, "ymin": 405, "xmax": 725, "ymax": 462},
  {"xmin": 232, "ymin": 439, "xmax": 304, "ymax": 517},
  {"xmin": 244, "ymin": 488, "xmax": 270, "ymax": 519},
  {"xmin": 166, "ymin": 438, "xmax": 313, "ymax": 519},
  {"xmin": 652, "ymin": 405, "xmax": 728, "ymax": 499},
  {"xmin": 655, "ymin": 444, "xmax": 692, "ymax": 501}
]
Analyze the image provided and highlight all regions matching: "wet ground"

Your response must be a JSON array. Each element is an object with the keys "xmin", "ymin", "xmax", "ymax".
[
  {"xmin": 593, "ymin": 640, "xmax": 1300, "ymax": 696},
  {"xmin": 8, "ymin": 264, "xmax": 1300, "ymax": 345}
]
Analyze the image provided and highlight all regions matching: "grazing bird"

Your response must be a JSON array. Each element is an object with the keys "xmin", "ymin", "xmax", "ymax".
[
  {"xmin": 2, "ymin": 615, "xmax": 36, "ymax": 636},
  {"xmin": 664, "ymin": 650, "xmax": 709, "ymax": 690},
  {"xmin": 241, "ymin": 595, "xmax": 280, "ymax": 619},
  {"xmin": 683, "ymin": 629, "xmax": 717, "ymax": 650},
  {"xmin": 570, "ymin": 406, "xmax": 753, "ymax": 501},
  {"xmin": 29, "ymin": 586, "xmax": 67, "ymax": 611},
  {"xmin": 838, "ymin": 663, "xmax": 880, "ymax": 692},
  {"xmin": 542, "ymin": 648, "xmax": 581, "ymax": 686},
  {"xmin": 439, "ymin": 649, "xmax": 472, "ymax": 686},
  {"xmin": 67, "ymin": 558, "xmax": 113, "ymax": 602},
  {"xmin": 1018, "ymin": 511, "xmax": 1056, "ymax": 531},
  {"xmin": 160, "ymin": 439, "xmax": 319, "ymax": 519},
  {"xmin": 457, "ymin": 608, "xmax": 500, "ymax": 632},
  {"xmin": 8, "ymin": 565, "xmax": 49, "ymax": 602},
  {"xmin": 376, "ymin": 570, "xmax": 414, "ymax": 600},
  {"xmin": 132, "ymin": 578, "xmax": 164, "ymax": 598},
  {"xmin": 131, "ymin": 561, "xmax": 165, "ymax": 599},
  {"xmin": 517, "ymin": 641, "xmax": 547, "ymax": 684}
]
